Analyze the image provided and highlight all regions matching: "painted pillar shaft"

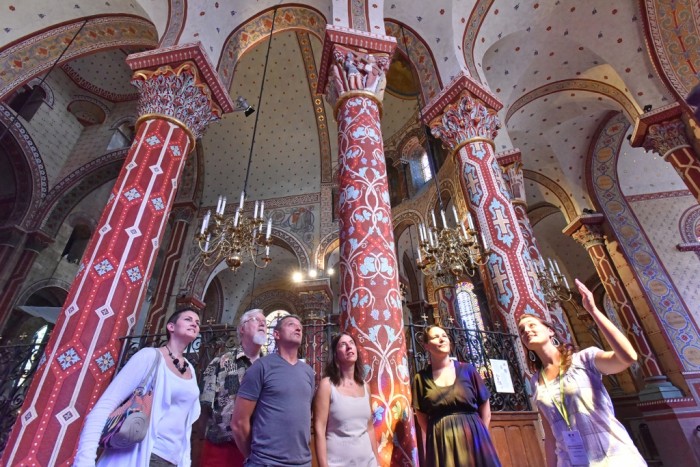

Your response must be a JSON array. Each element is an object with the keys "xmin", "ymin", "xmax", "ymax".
[
  {"xmin": 336, "ymin": 94, "xmax": 416, "ymax": 466},
  {"xmin": 581, "ymin": 240, "xmax": 662, "ymax": 378},
  {"xmin": 664, "ymin": 146, "xmax": 700, "ymax": 202},
  {"xmin": 144, "ymin": 215, "xmax": 191, "ymax": 334},
  {"xmin": 3, "ymin": 47, "xmax": 231, "ymax": 466},
  {"xmin": 511, "ymin": 202, "xmax": 572, "ymax": 342},
  {"xmin": 318, "ymin": 27, "xmax": 416, "ymax": 465},
  {"xmin": 454, "ymin": 141, "xmax": 548, "ymax": 328}
]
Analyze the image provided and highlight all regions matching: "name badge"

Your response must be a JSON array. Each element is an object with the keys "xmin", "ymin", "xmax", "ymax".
[{"xmin": 562, "ymin": 429, "xmax": 588, "ymax": 465}]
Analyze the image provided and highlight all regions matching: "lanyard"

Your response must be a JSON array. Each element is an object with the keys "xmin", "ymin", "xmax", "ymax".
[{"xmin": 540, "ymin": 365, "xmax": 571, "ymax": 429}]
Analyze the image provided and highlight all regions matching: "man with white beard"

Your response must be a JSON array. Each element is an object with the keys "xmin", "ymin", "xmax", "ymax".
[{"xmin": 199, "ymin": 309, "xmax": 268, "ymax": 467}]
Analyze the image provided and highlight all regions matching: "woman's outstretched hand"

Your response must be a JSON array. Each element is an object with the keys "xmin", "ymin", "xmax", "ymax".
[{"xmin": 575, "ymin": 278, "xmax": 596, "ymax": 315}]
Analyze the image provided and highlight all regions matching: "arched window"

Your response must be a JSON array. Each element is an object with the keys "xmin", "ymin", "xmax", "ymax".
[
  {"xmin": 455, "ymin": 281, "xmax": 483, "ymax": 331},
  {"xmin": 8, "ymin": 85, "xmax": 46, "ymax": 121},
  {"xmin": 420, "ymin": 151, "xmax": 433, "ymax": 183},
  {"xmin": 61, "ymin": 224, "xmax": 92, "ymax": 264},
  {"xmin": 107, "ymin": 121, "xmax": 136, "ymax": 151}
]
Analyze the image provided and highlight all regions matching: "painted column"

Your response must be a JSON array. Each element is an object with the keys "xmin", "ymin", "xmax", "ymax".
[
  {"xmin": 2, "ymin": 43, "xmax": 233, "ymax": 467},
  {"xmin": 423, "ymin": 74, "xmax": 549, "ymax": 339},
  {"xmin": 563, "ymin": 214, "xmax": 668, "ymax": 393},
  {"xmin": 497, "ymin": 149, "xmax": 572, "ymax": 343},
  {"xmin": 318, "ymin": 26, "xmax": 417, "ymax": 466},
  {"xmin": 0, "ymin": 231, "xmax": 53, "ymax": 327},
  {"xmin": 432, "ymin": 273, "xmax": 458, "ymax": 327},
  {"xmin": 631, "ymin": 103, "xmax": 700, "ymax": 203},
  {"xmin": 143, "ymin": 204, "xmax": 195, "ymax": 335}
]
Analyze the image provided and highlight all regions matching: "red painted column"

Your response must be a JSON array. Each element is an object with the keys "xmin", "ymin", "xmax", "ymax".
[
  {"xmin": 2, "ymin": 43, "xmax": 233, "ymax": 467},
  {"xmin": 318, "ymin": 26, "xmax": 417, "ymax": 466},
  {"xmin": 631, "ymin": 103, "xmax": 700, "ymax": 203},
  {"xmin": 564, "ymin": 214, "xmax": 663, "ymax": 389},
  {"xmin": 0, "ymin": 231, "xmax": 53, "ymax": 326},
  {"xmin": 143, "ymin": 205, "xmax": 194, "ymax": 335},
  {"xmin": 424, "ymin": 76, "xmax": 549, "ymax": 339},
  {"xmin": 497, "ymin": 149, "xmax": 572, "ymax": 343}
]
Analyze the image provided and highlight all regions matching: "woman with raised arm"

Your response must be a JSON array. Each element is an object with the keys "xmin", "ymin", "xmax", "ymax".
[
  {"xmin": 313, "ymin": 332, "xmax": 379, "ymax": 467},
  {"xmin": 517, "ymin": 279, "xmax": 647, "ymax": 467},
  {"xmin": 412, "ymin": 325, "xmax": 501, "ymax": 467},
  {"xmin": 74, "ymin": 309, "xmax": 201, "ymax": 467}
]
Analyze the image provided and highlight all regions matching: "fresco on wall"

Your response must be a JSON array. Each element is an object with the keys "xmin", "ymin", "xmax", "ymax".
[{"xmin": 269, "ymin": 205, "xmax": 316, "ymax": 246}]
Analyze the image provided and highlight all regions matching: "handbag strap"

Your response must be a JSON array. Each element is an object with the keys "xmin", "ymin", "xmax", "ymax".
[{"xmin": 136, "ymin": 350, "xmax": 161, "ymax": 395}]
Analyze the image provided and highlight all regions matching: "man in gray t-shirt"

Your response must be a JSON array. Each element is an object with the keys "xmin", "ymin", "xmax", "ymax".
[{"xmin": 232, "ymin": 314, "xmax": 315, "ymax": 466}]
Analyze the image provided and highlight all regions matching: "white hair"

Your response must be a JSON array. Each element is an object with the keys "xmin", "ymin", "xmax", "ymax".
[{"xmin": 237, "ymin": 308, "xmax": 265, "ymax": 339}]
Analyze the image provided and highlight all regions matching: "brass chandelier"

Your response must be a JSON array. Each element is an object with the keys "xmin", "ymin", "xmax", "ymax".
[
  {"xmin": 195, "ymin": 7, "xmax": 279, "ymax": 273},
  {"xmin": 416, "ymin": 206, "xmax": 490, "ymax": 279},
  {"xmin": 535, "ymin": 256, "xmax": 573, "ymax": 305}
]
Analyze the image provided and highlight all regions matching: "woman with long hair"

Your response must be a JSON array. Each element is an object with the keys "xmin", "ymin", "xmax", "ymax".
[
  {"xmin": 517, "ymin": 279, "xmax": 646, "ymax": 467},
  {"xmin": 313, "ymin": 332, "xmax": 379, "ymax": 467},
  {"xmin": 74, "ymin": 309, "xmax": 201, "ymax": 466},
  {"xmin": 413, "ymin": 325, "xmax": 501, "ymax": 467}
]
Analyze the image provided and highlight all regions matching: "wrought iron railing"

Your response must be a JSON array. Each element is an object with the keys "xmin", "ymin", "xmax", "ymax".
[
  {"xmin": 0, "ymin": 340, "xmax": 49, "ymax": 453},
  {"xmin": 0, "ymin": 320, "xmax": 529, "ymax": 454}
]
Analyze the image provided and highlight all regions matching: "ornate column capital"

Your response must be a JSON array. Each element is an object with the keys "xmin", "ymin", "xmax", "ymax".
[
  {"xmin": 432, "ymin": 272, "xmax": 456, "ymax": 290},
  {"xmin": 630, "ymin": 102, "xmax": 691, "ymax": 158},
  {"xmin": 421, "ymin": 73, "xmax": 502, "ymax": 153},
  {"xmin": 0, "ymin": 225, "xmax": 27, "ymax": 248},
  {"xmin": 170, "ymin": 202, "xmax": 197, "ymax": 223},
  {"xmin": 317, "ymin": 25, "xmax": 396, "ymax": 115},
  {"xmin": 175, "ymin": 294, "xmax": 206, "ymax": 313},
  {"xmin": 126, "ymin": 42, "xmax": 235, "ymax": 146},
  {"xmin": 296, "ymin": 277, "xmax": 333, "ymax": 318},
  {"xmin": 496, "ymin": 148, "xmax": 526, "ymax": 204},
  {"xmin": 24, "ymin": 230, "xmax": 54, "ymax": 253},
  {"xmin": 563, "ymin": 213, "xmax": 605, "ymax": 249}
]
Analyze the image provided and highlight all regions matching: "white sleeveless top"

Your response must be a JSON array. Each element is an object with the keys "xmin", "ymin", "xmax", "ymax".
[{"xmin": 326, "ymin": 383, "xmax": 378, "ymax": 467}]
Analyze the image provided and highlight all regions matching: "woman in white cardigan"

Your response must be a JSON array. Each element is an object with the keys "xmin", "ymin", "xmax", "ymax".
[{"xmin": 74, "ymin": 309, "xmax": 201, "ymax": 467}]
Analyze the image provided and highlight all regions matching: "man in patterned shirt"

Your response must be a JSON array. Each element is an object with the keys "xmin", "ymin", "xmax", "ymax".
[{"xmin": 199, "ymin": 309, "xmax": 267, "ymax": 467}]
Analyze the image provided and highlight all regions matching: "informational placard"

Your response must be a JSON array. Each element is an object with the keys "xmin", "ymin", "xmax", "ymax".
[{"xmin": 490, "ymin": 359, "xmax": 514, "ymax": 393}]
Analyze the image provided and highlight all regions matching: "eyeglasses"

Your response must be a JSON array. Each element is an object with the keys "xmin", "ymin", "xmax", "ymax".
[{"xmin": 242, "ymin": 316, "xmax": 266, "ymax": 325}]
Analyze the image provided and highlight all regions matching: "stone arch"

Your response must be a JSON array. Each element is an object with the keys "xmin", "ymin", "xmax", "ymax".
[
  {"xmin": 678, "ymin": 205, "xmax": 700, "ymax": 261},
  {"xmin": 0, "ymin": 16, "xmax": 158, "ymax": 101},
  {"xmin": 184, "ymin": 228, "xmax": 311, "ymax": 301},
  {"xmin": 33, "ymin": 149, "xmax": 128, "ymax": 235},
  {"xmin": 0, "ymin": 106, "xmax": 47, "ymax": 228},
  {"xmin": 217, "ymin": 5, "xmax": 327, "ymax": 91},
  {"xmin": 315, "ymin": 231, "xmax": 339, "ymax": 271},
  {"xmin": 523, "ymin": 170, "xmax": 578, "ymax": 223},
  {"xmin": 505, "ymin": 79, "xmax": 641, "ymax": 125},
  {"xmin": 392, "ymin": 209, "xmax": 423, "ymax": 239},
  {"xmin": 248, "ymin": 288, "xmax": 299, "ymax": 316},
  {"xmin": 384, "ymin": 20, "xmax": 442, "ymax": 105},
  {"xmin": 588, "ymin": 111, "xmax": 700, "ymax": 372},
  {"xmin": 15, "ymin": 278, "xmax": 71, "ymax": 310}
]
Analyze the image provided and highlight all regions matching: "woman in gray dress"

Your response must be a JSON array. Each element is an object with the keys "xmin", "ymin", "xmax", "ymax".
[{"xmin": 313, "ymin": 333, "xmax": 379, "ymax": 467}]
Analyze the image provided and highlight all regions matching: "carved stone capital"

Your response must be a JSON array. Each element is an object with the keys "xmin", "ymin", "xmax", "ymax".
[
  {"xmin": 317, "ymin": 26, "xmax": 396, "ymax": 110},
  {"xmin": 296, "ymin": 277, "xmax": 333, "ymax": 318},
  {"xmin": 563, "ymin": 213, "xmax": 606, "ymax": 249},
  {"xmin": 426, "ymin": 91, "xmax": 501, "ymax": 152},
  {"xmin": 497, "ymin": 149, "xmax": 525, "ymax": 203},
  {"xmin": 127, "ymin": 43, "xmax": 234, "ymax": 144},
  {"xmin": 24, "ymin": 230, "xmax": 54, "ymax": 254},
  {"xmin": 0, "ymin": 225, "xmax": 27, "ymax": 248},
  {"xmin": 176, "ymin": 294, "xmax": 206, "ymax": 313},
  {"xmin": 432, "ymin": 272, "xmax": 456, "ymax": 291},
  {"xmin": 642, "ymin": 119, "xmax": 691, "ymax": 158}
]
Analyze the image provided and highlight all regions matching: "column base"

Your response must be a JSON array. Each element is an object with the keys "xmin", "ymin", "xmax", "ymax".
[{"xmin": 638, "ymin": 376, "xmax": 684, "ymax": 402}]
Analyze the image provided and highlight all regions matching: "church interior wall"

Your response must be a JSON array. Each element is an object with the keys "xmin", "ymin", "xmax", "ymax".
[{"xmin": 17, "ymin": 70, "xmax": 85, "ymax": 188}]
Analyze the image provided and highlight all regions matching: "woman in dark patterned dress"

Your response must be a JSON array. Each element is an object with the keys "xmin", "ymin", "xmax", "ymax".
[{"xmin": 413, "ymin": 325, "xmax": 501, "ymax": 467}]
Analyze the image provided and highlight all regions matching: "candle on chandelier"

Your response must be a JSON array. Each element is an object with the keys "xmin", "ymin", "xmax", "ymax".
[
  {"xmin": 204, "ymin": 233, "xmax": 211, "ymax": 253},
  {"xmin": 260, "ymin": 200, "xmax": 265, "ymax": 219},
  {"xmin": 416, "ymin": 246, "xmax": 422, "ymax": 262},
  {"xmin": 253, "ymin": 200, "xmax": 259, "ymax": 219},
  {"xmin": 563, "ymin": 275, "xmax": 570, "ymax": 290},
  {"xmin": 467, "ymin": 212, "xmax": 475, "ymax": 231},
  {"xmin": 480, "ymin": 232, "xmax": 489, "ymax": 249},
  {"xmin": 233, "ymin": 208, "xmax": 240, "ymax": 227},
  {"xmin": 239, "ymin": 191, "xmax": 245, "ymax": 209},
  {"xmin": 265, "ymin": 245, "xmax": 270, "ymax": 256},
  {"xmin": 201, "ymin": 210, "xmax": 210, "ymax": 235},
  {"xmin": 553, "ymin": 259, "xmax": 562, "ymax": 275},
  {"xmin": 266, "ymin": 218, "xmax": 272, "ymax": 239},
  {"xmin": 452, "ymin": 205, "xmax": 459, "ymax": 224},
  {"xmin": 440, "ymin": 209, "xmax": 447, "ymax": 229},
  {"xmin": 431, "ymin": 210, "xmax": 437, "ymax": 228},
  {"xmin": 216, "ymin": 195, "xmax": 222, "ymax": 215},
  {"xmin": 419, "ymin": 223, "xmax": 426, "ymax": 242},
  {"xmin": 221, "ymin": 196, "xmax": 227, "ymax": 214},
  {"xmin": 461, "ymin": 222, "xmax": 468, "ymax": 240}
]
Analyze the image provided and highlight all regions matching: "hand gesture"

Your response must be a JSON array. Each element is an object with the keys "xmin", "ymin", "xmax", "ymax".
[{"xmin": 575, "ymin": 278, "xmax": 596, "ymax": 315}]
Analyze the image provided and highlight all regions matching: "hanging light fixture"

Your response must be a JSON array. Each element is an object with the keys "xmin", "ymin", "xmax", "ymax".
[
  {"xmin": 416, "ymin": 205, "xmax": 490, "ymax": 278},
  {"xmin": 397, "ymin": 25, "xmax": 490, "ymax": 280},
  {"xmin": 535, "ymin": 256, "xmax": 573, "ymax": 305},
  {"xmin": 195, "ymin": 8, "xmax": 279, "ymax": 272}
]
